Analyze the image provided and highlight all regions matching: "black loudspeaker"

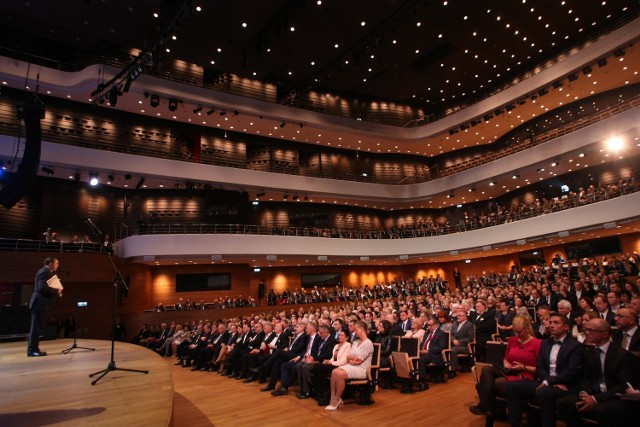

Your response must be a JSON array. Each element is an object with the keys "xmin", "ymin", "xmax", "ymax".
[{"xmin": 0, "ymin": 94, "xmax": 44, "ymax": 209}]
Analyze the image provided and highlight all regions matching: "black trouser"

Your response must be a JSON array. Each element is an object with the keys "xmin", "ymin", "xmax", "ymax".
[
  {"xmin": 475, "ymin": 366, "xmax": 509, "ymax": 412},
  {"xmin": 28, "ymin": 309, "xmax": 45, "ymax": 352},
  {"xmin": 313, "ymin": 363, "xmax": 338, "ymax": 406}
]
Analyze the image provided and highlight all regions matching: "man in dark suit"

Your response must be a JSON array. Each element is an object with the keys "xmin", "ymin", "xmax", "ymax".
[
  {"xmin": 295, "ymin": 324, "xmax": 336, "ymax": 398},
  {"xmin": 417, "ymin": 317, "xmax": 449, "ymax": 390},
  {"xmin": 507, "ymin": 313, "xmax": 584, "ymax": 427},
  {"xmin": 555, "ymin": 318, "xmax": 637, "ymax": 426},
  {"xmin": 613, "ymin": 307, "xmax": 640, "ymax": 357},
  {"xmin": 474, "ymin": 300, "xmax": 496, "ymax": 362},
  {"xmin": 532, "ymin": 305, "xmax": 551, "ymax": 339},
  {"xmin": 272, "ymin": 322, "xmax": 322, "ymax": 396},
  {"xmin": 259, "ymin": 322, "xmax": 308, "ymax": 391},
  {"xmin": 448, "ymin": 310, "xmax": 475, "ymax": 378},
  {"xmin": 242, "ymin": 322, "xmax": 276, "ymax": 381},
  {"xmin": 28, "ymin": 257, "xmax": 63, "ymax": 357},
  {"xmin": 594, "ymin": 295, "xmax": 616, "ymax": 327},
  {"xmin": 230, "ymin": 322, "xmax": 265, "ymax": 379}
]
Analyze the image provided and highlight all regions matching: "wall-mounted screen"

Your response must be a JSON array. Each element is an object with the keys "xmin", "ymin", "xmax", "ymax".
[
  {"xmin": 176, "ymin": 273, "xmax": 231, "ymax": 292},
  {"xmin": 300, "ymin": 273, "xmax": 342, "ymax": 289}
]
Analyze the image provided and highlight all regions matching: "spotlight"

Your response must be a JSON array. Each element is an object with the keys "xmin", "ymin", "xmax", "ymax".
[
  {"xmin": 168, "ymin": 98, "xmax": 178, "ymax": 112},
  {"xmin": 448, "ymin": 128, "xmax": 458, "ymax": 135},
  {"xmin": 124, "ymin": 173, "xmax": 132, "ymax": 180},
  {"xmin": 568, "ymin": 73, "xmax": 578, "ymax": 82},
  {"xmin": 299, "ymin": 123, "xmax": 304, "ymax": 128},
  {"xmin": 73, "ymin": 172, "xmax": 81, "ymax": 181},
  {"xmin": 206, "ymin": 107, "xmax": 215, "ymax": 115},
  {"xmin": 483, "ymin": 114, "xmax": 493, "ymax": 122},
  {"xmin": 89, "ymin": 172, "xmax": 99, "ymax": 186},
  {"xmin": 552, "ymin": 81, "xmax": 563, "ymax": 89},
  {"xmin": 447, "ymin": 193, "xmax": 455, "ymax": 198},
  {"xmin": 468, "ymin": 186, "xmax": 476, "ymax": 192},
  {"xmin": 150, "ymin": 94, "xmax": 160, "ymax": 108},
  {"xmin": 292, "ymin": 194, "xmax": 299, "ymax": 201},
  {"xmin": 280, "ymin": 121, "xmax": 286, "ymax": 128},
  {"xmin": 283, "ymin": 194, "xmax": 288, "ymax": 200},
  {"xmin": 505, "ymin": 104, "xmax": 515, "ymax": 111},
  {"xmin": 489, "ymin": 179, "xmax": 497, "ymax": 186},
  {"xmin": 597, "ymin": 58, "xmax": 607, "ymax": 67},
  {"xmin": 219, "ymin": 111, "xmax": 226, "ymax": 116},
  {"xmin": 233, "ymin": 110, "xmax": 239, "ymax": 116},
  {"xmin": 471, "ymin": 119, "xmax": 481, "ymax": 126},
  {"xmin": 512, "ymin": 173, "xmax": 519, "ymax": 179},
  {"xmin": 107, "ymin": 86, "xmax": 118, "ymax": 107},
  {"xmin": 582, "ymin": 66, "xmax": 592, "ymax": 75},
  {"xmin": 613, "ymin": 48, "xmax": 625, "ymax": 57},
  {"xmin": 107, "ymin": 174, "xmax": 115, "ymax": 182},
  {"xmin": 122, "ymin": 77, "xmax": 132, "ymax": 93},
  {"xmin": 41, "ymin": 166, "xmax": 54, "ymax": 176},
  {"xmin": 193, "ymin": 105, "xmax": 203, "ymax": 114},
  {"xmin": 538, "ymin": 88, "xmax": 548, "ymax": 96},
  {"xmin": 551, "ymin": 161, "xmax": 559, "ymax": 167},
  {"xmin": 136, "ymin": 177, "xmax": 146, "ymax": 189},
  {"xmin": 494, "ymin": 109, "xmax": 504, "ymax": 115}
]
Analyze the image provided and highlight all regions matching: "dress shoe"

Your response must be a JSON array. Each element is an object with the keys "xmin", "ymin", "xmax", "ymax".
[
  {"xmin": 174, "ymin": 360, "xmax": 183, "ymax": 366},
  {"xmin": 469, "ymin": 405, "xmax": 486, "ymax": 416},
  {"xmin": 258, "ymin": 378, "xmax": 267, "ymax": 384},
  {"xmin": 27, "ymin": 351, "xmax": 46, "ymax": 357},
  {"xmin": 417, "ymin": 382, "xmax": 429, "ymax": 392},
  {"xmin": 191, "ymin": 366, "xmax": 200, "ymax": 371},
  {"xmin": 260, "ymin": 385, "xmax": 276, "ymax": 392},
  {"xmin": 271, "ymin": 388, "xmax": 288, "ymax": 396},
  {"xmin": 447, "ymin": 371, "xmax": 457, "ymax": 379},
  {"xmin": 296, "ymin": 392, "xmax": 312, "ymax": 399},
  {"xmin": 243, "ymin": 376, "xmax": 257, "ymax": 383}
]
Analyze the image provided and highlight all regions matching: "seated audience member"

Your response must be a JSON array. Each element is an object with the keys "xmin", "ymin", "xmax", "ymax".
[
  {"xmin": 156, "ymin": 324, "xmax": 183, "ymax": 356},
  {"xmin": 259, "ymin": 322, "xmax": 308, "ymax": 391},
  {"xmin": 416, "ymin": 317, "xmax": 449, "ymax": 391},
  {"xmin": 325, "ymin": 321, "xmax": 374, "ymax": 410},
  {"xmin": 436, "ymin": 310, "xmax": 453, "ymax": 333},
  {"xmin": 555, "ymin": 317, "xmax": 637, "ymax": 426},
  {"xmin": 213, "ymin": 324, "xmax": 239, "ymax": 371},
  {"xmin": 223, "ymin": 323, "xmax": 255, "ymax": 377},
  {"xmin": 594, "ymin": 295, "xmax": 616, "ymax": 326},
  {"xmin": 182, "ymin": 323, "xmax": 212, "ymax": 368},
  {"xmin": 374, "ymin": 319, "xmax": 394, "ymax": 388},
  {"xmin": 196, "ymin": 323, "xmax": 229, "ymax": 370},
  {"xmin": 295, "ymin": 324, "xmax": 336, "ymax": 399},
  {"xmin": 241, "ymin": 322, "xmax": 276, "ymax": 381},
  {"xmin": 506, "ymin": 313, "xmax": 584, "ymax": 427},
  {"xmin": 496, "ymin": 300, "xmax": 515, "ymax": 341},
  {"xmin": 578, "ymin": 296, "xmax": 597, "ymax": 315},
  {"xmin": 474, "ymin": 300, "xmax": 497, "ymax": 362},
  {"xmin": 448, "ymin": 310, "xmax": 475, "ymax": 378},
  {"xmin": 404, "ymin": 317, "xmax": 425, "ymax": 341},
  {"xmin": 169, "ymin": 325, "xmax": 191, "ymax": 357},
  {"xmin": 532, "ymin": 306, "xmax": 551, "ymax": 339},
  {"xmin": 271, "ymin": 322, "xmax": 322, "ymax": 396},
  {"xmin": 573, "ymin": 311, "xmax": 600, "ymax": 343},
  {"xmin": 613, "ymin": 307, "xmax": 640, "ymax": 356},
  {"xmin": 314, "ymin": 330, "xmax": 352, "ymax": 406},
  {"xmin": 470, "ymin": 315, "xmax": 541, "ymax": 417}
]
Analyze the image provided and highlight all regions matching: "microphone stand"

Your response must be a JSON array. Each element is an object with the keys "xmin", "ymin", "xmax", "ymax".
[
  {"xmin": 61, "ymin": 294, "xmax": 95, "ymax": 354},
  {"xmin": 85, "ymin": 218, "xmax": 148, "ymax": 385}
]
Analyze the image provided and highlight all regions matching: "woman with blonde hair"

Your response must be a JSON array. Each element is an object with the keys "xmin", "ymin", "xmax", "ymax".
[{"xmin": 470, "ymin": 315, "xmax": 541, "ymax": 418}]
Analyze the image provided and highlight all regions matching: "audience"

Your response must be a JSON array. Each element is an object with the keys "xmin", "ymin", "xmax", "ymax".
[{"xmin": 127, "ymin": 252, "xmax": 639, "ymax": 424}]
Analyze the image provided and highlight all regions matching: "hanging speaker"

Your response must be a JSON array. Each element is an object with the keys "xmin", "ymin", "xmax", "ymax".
[{"xmin": 0, "ymin": 94, "xmax": 44, "ymax": 209}]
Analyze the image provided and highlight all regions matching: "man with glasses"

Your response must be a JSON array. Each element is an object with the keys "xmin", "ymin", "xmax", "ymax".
[
  {"xmin": 555, "ymin": 318, "xmax": 636, "ymax": 426},
  {"xmin": 613, "ymin": 308, "xmax": 640, "ymax": 356}
]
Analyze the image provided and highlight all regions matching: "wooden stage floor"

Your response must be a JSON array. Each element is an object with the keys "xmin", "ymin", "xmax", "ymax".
[{"xmin": 1, "ymin": 338, "xmax": 509, "ymax": 427}]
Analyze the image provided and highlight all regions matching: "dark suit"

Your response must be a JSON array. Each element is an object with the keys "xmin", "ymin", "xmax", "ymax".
[
  {"xmin": 598, "ymin": 309, "xmax": 616, "ymax": 327},
  {"xmin": 474, "ymin": 310, "xmax": 496, "ymax": 361},
  {"xmin": 262, "ymin": 332, "xmax": 308, "ymax": 388},
  {"xmin": 280, "ymin": 333, "xmax": 322, "ymax": 388},
  {"xmin": 296, "ymin": 335, "xmax": 337, "ymax": 393},
  {"xmin": 28, "ymin": 264, "xmax": 59, "ymax": 353},
  {"xmin": 418, "ymin": 328, "xmax": 449, "ymax": 378},
  {"xmin": 507, "ymin": 335, "xmax": 583, "ymax": 427},
  {"xmin": 556, "ymin": 344, "xmax": 637, "ymax": 426},
  {"xmin": 613, "ymin": 327, "xmax": 640, "ymax": 355},
  {"xmin": 449, "ymin": 320, "xmax": 474, "ymax": 372}
]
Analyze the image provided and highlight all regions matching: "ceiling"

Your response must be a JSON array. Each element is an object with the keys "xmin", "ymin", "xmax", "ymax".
[{"xmin": 1, "ymin": 1, "xmax": 640, "ymax": 267}]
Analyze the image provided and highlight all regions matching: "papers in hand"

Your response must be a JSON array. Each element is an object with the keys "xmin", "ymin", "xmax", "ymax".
[{"xmin": 46, "ymin": 275, "xmax": 64, "ymax": 290}]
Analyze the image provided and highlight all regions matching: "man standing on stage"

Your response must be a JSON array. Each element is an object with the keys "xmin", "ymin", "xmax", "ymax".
[{"xmin": 28, "ymin": 257, "xmax": 63, "ymax": 357}]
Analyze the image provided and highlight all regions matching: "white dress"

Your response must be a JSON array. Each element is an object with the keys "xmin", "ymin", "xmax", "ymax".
[{"xmin": 341, "ymin": 339, "xmax": 374, "ymax": 379}]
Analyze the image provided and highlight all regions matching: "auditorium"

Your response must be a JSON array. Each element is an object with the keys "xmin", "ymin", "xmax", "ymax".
[{"xmin": 0, "ymin": 1, "xmax": 639, "ymax": 426}]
